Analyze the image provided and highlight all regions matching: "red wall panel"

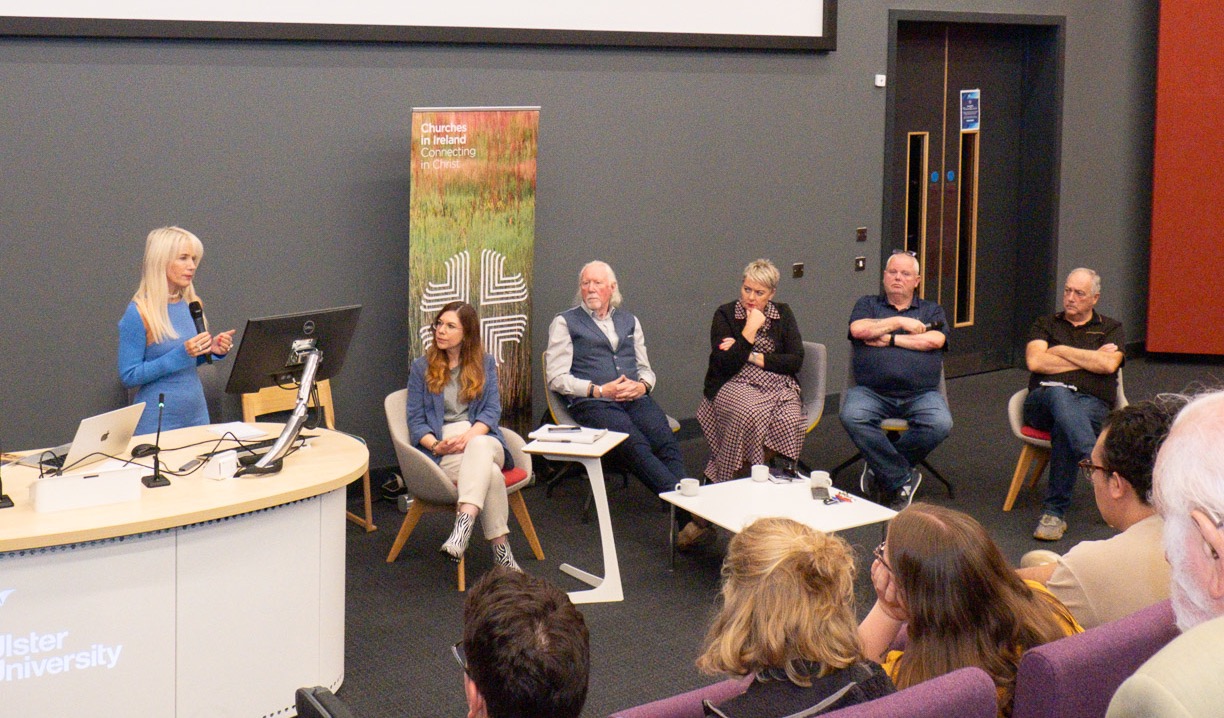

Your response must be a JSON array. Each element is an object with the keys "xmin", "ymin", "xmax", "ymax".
[{"xmin": 1146, "ymin": 0, "xmax": 1224, "ymax": 354}]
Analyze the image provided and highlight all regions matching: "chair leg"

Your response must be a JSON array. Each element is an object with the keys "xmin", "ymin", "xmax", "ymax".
[
  {"xmin": 1003, "ymin": 444, "xmax": 1048, "ymax": 511},
  {"xmin": 346, "ymin": 468, "xmax": 377, "ymax": 532},
  {"xmin": 509, "ymin": 491, "xmax": 546, "ymax": 560},
  {"xmin": 386, "ymin": 499, "xmax": 428, "ymax": 562},
  {"xmin": 919, "ymin": 460, "xmax": 954, "ymax": 499},
  {"xmin": 830, "ymin": 452, "xmax": 863, "ymax": 480}
]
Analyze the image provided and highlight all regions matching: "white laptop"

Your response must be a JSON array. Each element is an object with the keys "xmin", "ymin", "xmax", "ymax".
[{"xmin": 17, "ymin": 403, "xmax": 146, "ymax": 471}]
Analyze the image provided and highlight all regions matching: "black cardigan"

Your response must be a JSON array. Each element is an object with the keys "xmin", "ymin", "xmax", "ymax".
[{"xmin": 702, "ymin": 301, "xmax": 804, "ymax": 401}]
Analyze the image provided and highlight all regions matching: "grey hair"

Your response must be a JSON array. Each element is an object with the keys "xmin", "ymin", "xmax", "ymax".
[
  {"xmin": 574, "ymin": 260, "xmax": 623, "ymax": 308},
  {"xmin": 742, "ymin": 259, "xmax": 780, "ymax": 292},
  {"xmin": 1069, "ymin": 268, "xmax": 1101, "ymax": 295},
  {"xmin": 886, "ymin": 251, "xmax": 921, "ymax": 276},
  {"xmin": 1154, "ymin": 390, "xmax": 1224, "ymax": 527}
]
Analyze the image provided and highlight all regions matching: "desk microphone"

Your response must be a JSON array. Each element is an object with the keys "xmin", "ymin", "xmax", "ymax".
[
  {"xmin": 0, "ymin": 440, "xmax": 13, "ymax": 509},
  {"xmin": 188, "ymin": 301, "xmax": 212, "ymax": 364},
  {"xmin": 141, "ymin": 393, "xmax": 171, "ymax": 488}
]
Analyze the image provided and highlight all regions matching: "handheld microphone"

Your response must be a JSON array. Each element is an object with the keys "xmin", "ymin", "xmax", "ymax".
[
  {"xmin": 141, "ymin": 393, "xmax": 171, "ymax": 488},
  {"xmin": 0, "ymin": 440, "xmax": 13, "ymax": 509},
  {"xmin": 925, "ymin": 321, "xmax": 946, "ymax": 331},
  {"xmin": 188, "ymin": 301, "xmax": 213, "ymax": 364}
]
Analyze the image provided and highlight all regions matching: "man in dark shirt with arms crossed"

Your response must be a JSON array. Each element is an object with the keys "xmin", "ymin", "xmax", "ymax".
[
  {"xmin": 1024, "ymin": 267, "xmax": 1124, "ymax": 541},
  {"xmin": 840, "ymin": 251, "xmax": 951, "ymax": 511}
]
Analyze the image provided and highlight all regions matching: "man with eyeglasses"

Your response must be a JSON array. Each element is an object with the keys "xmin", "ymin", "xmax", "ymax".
[
  {"xmin": 1017, "ymin": 399, "xmax": 1180, "ymax": 629},
  {"xmin": 1107, "ymin": 390, "xmax": 1224, "ymax": 718},
  {"xmin": 840, "ymin": 250, "xmax": 951, "ymax": 511},
  {"xmin": 1024, "ymin": 268, "xmax": 1124, "ymax": 541},
  {"xmin": 457, "ymin": 567, "xmax": 590, "ymax": 718}
]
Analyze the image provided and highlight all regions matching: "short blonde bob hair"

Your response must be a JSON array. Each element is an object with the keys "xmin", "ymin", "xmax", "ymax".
[
  {"xmin": 132, "ymin": 226, "xmax": 204, "ymax": 344},
  {"xmin": 696, "ymin": 517, "xmax": 863, "ymax": 686},
  {"xmin": 742, "ymin": 259, "xmax": 780, "ymax": 293}
]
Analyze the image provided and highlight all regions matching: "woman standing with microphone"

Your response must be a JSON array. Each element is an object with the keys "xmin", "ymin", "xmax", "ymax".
[{"xmin": 118, "ymin": 226, "xmax": 235, "ymax": 434}]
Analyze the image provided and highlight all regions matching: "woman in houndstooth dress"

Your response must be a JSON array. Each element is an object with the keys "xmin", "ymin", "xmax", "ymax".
[{"xmin": 699, "ymin": 259, "xmax": 805, "ymax": 483}]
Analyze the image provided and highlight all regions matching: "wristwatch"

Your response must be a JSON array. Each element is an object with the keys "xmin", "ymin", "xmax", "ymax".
[{"xmin": 889, "ymin": 333, "xmax": 897, "ymax": 347}]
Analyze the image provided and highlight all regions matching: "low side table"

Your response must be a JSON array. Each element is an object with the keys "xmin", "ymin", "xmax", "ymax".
[{"xmin": 523, "ymin": 430, "xmax": 628, "ymax": 604}]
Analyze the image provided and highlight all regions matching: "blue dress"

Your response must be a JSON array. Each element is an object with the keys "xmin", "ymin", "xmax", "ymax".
[{"xmin": 118, "ymin": 300, "xmax": 216, "ymax": 434}]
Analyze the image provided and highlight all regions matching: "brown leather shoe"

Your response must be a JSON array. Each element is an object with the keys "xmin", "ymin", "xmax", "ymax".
[{"xmin": 676, "ymin": 521, "xmax": 716, "ymax": 551}]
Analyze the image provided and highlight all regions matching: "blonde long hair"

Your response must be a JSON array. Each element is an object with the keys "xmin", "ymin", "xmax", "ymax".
[
  {"xmin": 697, "ymin": 517, "xmax": 863, "ymax": 686},
  {"xmin": 131, "ymin": 226, "xmax": 204, "ymax": 344}
]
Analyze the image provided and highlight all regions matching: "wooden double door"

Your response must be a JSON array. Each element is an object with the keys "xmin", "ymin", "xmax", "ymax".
[{"xmin": 884, "ymin": 16, "xmax": 1063, "ymax": 376}]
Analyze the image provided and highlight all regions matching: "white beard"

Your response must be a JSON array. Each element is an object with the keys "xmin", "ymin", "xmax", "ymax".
[{"xmin": 1166, "ymin": 517, "xmax": 1221, "ymax": 631}]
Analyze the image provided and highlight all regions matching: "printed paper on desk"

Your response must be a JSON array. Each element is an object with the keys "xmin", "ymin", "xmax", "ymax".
[{"xmin": 528, "ymin": 424, "xmax": 609, "ymax": 444}]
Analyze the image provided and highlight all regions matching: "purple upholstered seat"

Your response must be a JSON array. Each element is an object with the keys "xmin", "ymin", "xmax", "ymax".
[
  {"xmin": 822, "ymin": 666, "xmax": 997, "ymax": 718},
  {"xmin": 607, "ymin": 676, "xmax": 751, "ymax": 718},
  {"xmin": 1011, "ymin": 599, "xmax": 1178, "ymax": 718}
]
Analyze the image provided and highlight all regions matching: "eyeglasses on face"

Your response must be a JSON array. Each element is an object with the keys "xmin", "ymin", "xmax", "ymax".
[
  {"xmin": 873, "ymin": 541, "xmax": 892, "ymax": 572},
  {"xmin": 1077, "ymin": 458, "xmax": 1111, "ymax": 483}
]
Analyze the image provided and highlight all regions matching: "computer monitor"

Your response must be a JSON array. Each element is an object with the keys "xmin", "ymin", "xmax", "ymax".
[{"xmin": 225, "ymin": 305, "xmax": 362, "ymax": 395}]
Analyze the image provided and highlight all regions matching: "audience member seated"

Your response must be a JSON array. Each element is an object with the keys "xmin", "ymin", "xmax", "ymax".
[
  {"xmin": 859, "ymin": 503, "xmax": 1081, "ymax": 717},
  {"xmin": 1108, "ymin": 390, "xmax": 1224, "ymax": 718},
  {"xmin": 698, "ymin": 259, "xmax": 805, "ymax": 483},
  {"xmin": 696, "ymin": 517, "xmax": 895, "ymax": 717},
  {"xmin": 1017, "ymin": 397, "xmax": 1182, "ymax": 628},
  {"xmin": 459, "ymin": 567, "xmax": 590, "ymax": 718}
]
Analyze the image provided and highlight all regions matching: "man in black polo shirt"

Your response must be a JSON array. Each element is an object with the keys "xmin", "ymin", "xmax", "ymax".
[
  {"xmin": 1024, "ymin": 267, "xmax": 1124, "ymax": 541},
  {"xmin": 840, "ymin": 251, "xmax": 951, "ymax": 510}
]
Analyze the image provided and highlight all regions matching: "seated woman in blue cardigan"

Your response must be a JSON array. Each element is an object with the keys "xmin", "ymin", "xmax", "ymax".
[{"xmin": 407, "ymin": 301, "xmax": 519, "ymax": 570}]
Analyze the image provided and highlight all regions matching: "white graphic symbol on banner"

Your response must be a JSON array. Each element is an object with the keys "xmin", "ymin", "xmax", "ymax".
[
  {"xmin": 0, "ymin": 588, "xmax": 13, "ymax": 608},
  {"xmin": 420, "ymin": 249, "xmax": 528, "ymax": 363},
  {"xmin": 479, "ymin": 249, "xmax": 528, "ymax": 305}
]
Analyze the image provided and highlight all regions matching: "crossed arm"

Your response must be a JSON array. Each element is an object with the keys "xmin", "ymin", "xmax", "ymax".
[
  {"xmin": 1026, "ymin": 340, "xmax": 1123, "ymax": 376},
  {"xmin": 850, "ymin": 316, "xmax": 946, "ymax": 352}
]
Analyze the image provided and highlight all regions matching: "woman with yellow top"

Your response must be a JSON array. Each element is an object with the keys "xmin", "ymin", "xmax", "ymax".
[{"xmin": 858, "ymin": 503, "xmax": 1081, "ymax": 717}]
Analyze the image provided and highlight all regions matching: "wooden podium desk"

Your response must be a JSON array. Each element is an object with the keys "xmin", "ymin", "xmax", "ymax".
[{"xmin": 0, "ymin": 423, "xmax": 367, "ymax": 717}]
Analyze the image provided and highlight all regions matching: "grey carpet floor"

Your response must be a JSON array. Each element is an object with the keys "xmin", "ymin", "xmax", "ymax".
[{"xmin": 335, "ymin": 355, "xmax": 1223, "ymax": 718}]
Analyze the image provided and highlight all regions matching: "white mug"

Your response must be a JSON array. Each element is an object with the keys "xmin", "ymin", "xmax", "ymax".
[
  {"xmin": 811, "ymin": 470, "xmax": 832, "ymax": 488},
  {"xmin": 751, "ymin": 464, "xmax": 770, "ymax": 482},
  {"xmin": 675, "ymin": 478, "xmax": 700, "ymax": 496}
]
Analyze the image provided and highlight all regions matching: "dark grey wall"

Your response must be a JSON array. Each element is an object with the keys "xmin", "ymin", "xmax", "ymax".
[{"xmin": 0, "ymin": 1, "xmax": 1158, "ymax": 468}]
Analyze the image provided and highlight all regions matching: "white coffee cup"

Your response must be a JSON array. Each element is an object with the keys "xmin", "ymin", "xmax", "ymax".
[
  {"xmin": 675, "ymin": 478, "xmax": 700, "ymax": 496},
  {"xmin": 751, "ymin": 464, "xmax": 770, "ymax": 482},
  {"xmin": 811, "ymin": 470, "xmax": 832, "ymax": 488}
]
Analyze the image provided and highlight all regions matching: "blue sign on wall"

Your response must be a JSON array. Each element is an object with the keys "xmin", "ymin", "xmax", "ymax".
[{"xmin": 960, "ymin": 89, "xmax": 980, "ymax": 131}]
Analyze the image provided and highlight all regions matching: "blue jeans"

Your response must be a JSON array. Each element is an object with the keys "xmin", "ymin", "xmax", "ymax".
[
  {"xmin": 569, "ymin": 396, "xmax": 687, "ymax": 495},
  {"xmin": 1023, "ymin": 385, "xmax": 1110, "ymax": 518},
  {"xmin": 839, "ymin": 386, "xmax": 952, "ymax": 492}
]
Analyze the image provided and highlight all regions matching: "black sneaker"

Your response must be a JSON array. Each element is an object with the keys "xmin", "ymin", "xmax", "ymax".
[{"xmin": 887, "ymin": 470, "xmax": 922, "ymax": 512}]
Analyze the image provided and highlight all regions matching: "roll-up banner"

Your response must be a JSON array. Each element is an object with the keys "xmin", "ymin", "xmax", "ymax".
[{"xmin": 408, "ymin": 106, "xmax": 539, "ymax": 432}]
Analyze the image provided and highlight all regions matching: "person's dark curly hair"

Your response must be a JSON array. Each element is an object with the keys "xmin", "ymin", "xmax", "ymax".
[
  {"xmin": 1101, "ymin": 395, "xmax": 1187, "ymax": 505},
  {"xmin": 463, "ymin": 568, "xmax": 589, "ymax": 718}
]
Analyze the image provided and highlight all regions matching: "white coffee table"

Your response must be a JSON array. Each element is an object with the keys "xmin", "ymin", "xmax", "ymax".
[
  {"xmin": 523, "ymin": 430, "xmax": 628, "ymax": 604},
  {"xmin": 662, "ymin": 477, "xmax": 896, "ymax": 566}
]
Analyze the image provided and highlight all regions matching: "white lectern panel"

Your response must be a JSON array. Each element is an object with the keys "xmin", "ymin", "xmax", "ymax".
[
  {"xmin": 175, "ymin": 496, "xmax": 323, "ymax": 718},
  {"xmin": 0, "ymin": 531, "xmax": 176, "ymax": 715}
]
